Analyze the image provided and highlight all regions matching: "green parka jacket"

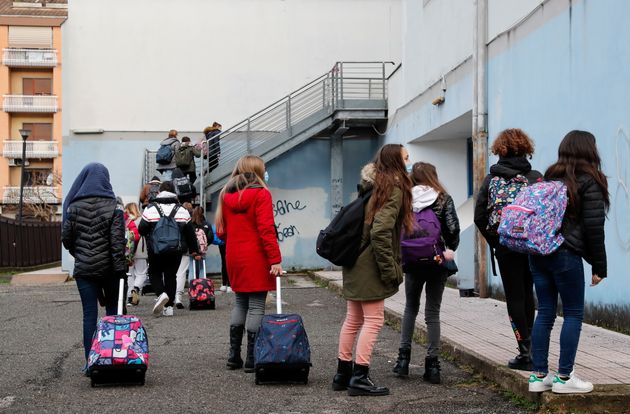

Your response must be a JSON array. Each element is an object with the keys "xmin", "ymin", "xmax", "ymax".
[{"xmin": 342, "ymin": 163, "xmax": 405, "ymax": 301}]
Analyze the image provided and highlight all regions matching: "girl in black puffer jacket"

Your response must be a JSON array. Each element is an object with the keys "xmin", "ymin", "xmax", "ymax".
[
  {"xmin": 62, "ymin": 163, "xmax": 126, "ymax": 375},
  {"xmin": 528, "ymin": 131, "xmax": 609, "ymax": 394}
]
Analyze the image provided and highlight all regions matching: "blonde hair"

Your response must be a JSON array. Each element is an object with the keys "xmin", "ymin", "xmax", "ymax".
[
  {"xmin": 124, "ymin": 202, "xmax": 141, "ymax": 220},
  {"xmin": 215, "ymin": 155, "xmax": 267, "ymax": 233}
]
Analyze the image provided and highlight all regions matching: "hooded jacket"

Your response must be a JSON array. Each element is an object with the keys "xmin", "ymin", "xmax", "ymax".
[
  {"xmin": 474, "ymin": 157, "xmax": 542, "ymax": 248},
  {"xmin": 217, "ymin": 182, "xmax": 281, "ymax": 292},
  {"xmin": 559, "ymin": 174, "xmax": 608, "ymax": 278},
  {"xmin": 139, "ymin": 177, "xmax": 161, "ymax": 207},
  {"xmin": 157, "ymin": 137, "xmax": 181, "ymax": 171},
  {"xmin": 342, "ymin": 163, "xmax": 404, "ymax": 301},
  {"xmin": 137, "ymin": 191, "xmax": 198, "ymax": 255},
  {"xmin": 411, "ymin": 185, "xmax": 460, "ymax": 251}
]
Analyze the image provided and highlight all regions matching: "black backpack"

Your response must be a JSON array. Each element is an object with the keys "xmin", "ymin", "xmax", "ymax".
[
  {"xmin": 316, "ymin": 189, "xmax": 373, "ymax": 267},
  {"xmin": 173, "ymin": 176, "xmax": 193, "ymax": 198},
  {"xmin": 151, "ymin": 204, "xmax": 181, "ymax": 254}
]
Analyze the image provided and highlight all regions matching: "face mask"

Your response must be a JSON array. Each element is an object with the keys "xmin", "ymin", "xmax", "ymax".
[
  {"xmin": 406, "ymin": 164, "xmax": 413, "ymax": 174},
  {"xmin": 264, "ymin": 171, "xmax": 269, "ymax": 183}
]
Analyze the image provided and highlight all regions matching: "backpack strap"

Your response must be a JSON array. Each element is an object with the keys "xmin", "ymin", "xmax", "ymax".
[
  {"xmin": 168, "ymin": 205, "xmax": 179, "ymax": 219},
  {"xmin": 489, "ymin": 246, "xmax": 498, "ymax": 276},
  {"xmin": 154, "ymin": 203, "xmax": 165, "ymax": 218}
]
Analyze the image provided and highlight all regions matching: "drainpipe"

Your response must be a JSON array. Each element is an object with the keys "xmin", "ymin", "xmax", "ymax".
[{"xmin": 472, "ymin": 0, "xmax": 489, "ymax": 298}]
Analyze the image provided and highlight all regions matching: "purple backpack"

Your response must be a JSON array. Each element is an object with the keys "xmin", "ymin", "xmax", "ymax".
[
  {"xmin": 498, "ymin": 181, "xmax": 568, "ymax": 255},
  {"xmin": 401, "ymin": 208, "xmax": 444, "ymax": 270}
]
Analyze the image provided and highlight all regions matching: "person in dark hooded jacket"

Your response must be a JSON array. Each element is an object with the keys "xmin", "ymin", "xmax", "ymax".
[
  {"xmin": 61, "ymin": 162, "xmax": 126, "ymax": 375},
  {"xmin": 474, "ymin": 128, "xmax": 542, "ymax": 371}
]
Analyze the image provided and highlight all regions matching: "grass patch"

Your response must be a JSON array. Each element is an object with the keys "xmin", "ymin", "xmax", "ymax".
[
  {"xmin": 0, "ymin": 271, "xmax": 16, "ymax": 284},
  {"xmin": 501, "ymin": 390, "xmax": 537, "ymax": 412}
]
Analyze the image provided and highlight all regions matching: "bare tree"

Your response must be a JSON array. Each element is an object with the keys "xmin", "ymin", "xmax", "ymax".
[{"xmin": 23, "ymin": 172, "xmax": 62, "ymax": 222}]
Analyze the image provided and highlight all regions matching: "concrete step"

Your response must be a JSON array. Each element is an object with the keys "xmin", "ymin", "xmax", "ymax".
[{"xmin": 11, "ymin": 266, "xmax": 69, "ymax": 286}]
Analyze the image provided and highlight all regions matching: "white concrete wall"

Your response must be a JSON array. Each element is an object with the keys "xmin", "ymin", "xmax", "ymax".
[{"xmin": 62, "ymin": 0, "xmax": 401, "ymax": 134}]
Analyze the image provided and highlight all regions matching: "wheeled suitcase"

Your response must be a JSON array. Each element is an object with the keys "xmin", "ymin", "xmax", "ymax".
[
  {"xmin": 188, "ymin": 259, "xmax": 215, "ymax": 310},
  {"xmin": 88, "ymin": 278, "xmax": 149, "ymax": 386},
  {"xmin": 254, "ymin": 276, "xmax": 311, "ymax": 385}
]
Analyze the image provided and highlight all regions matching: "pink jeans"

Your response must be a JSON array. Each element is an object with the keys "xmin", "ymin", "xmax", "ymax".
[{"xmin": 338, "ymin": 299, "xmax": 385, "ymax": 366}]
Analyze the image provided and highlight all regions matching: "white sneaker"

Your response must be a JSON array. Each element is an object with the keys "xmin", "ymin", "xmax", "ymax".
[
  {"xmin": 219, "ymin": 285, "xmax": 227, "ymax": 292},
  {"xmin": 162, "ymin": 306, "xmax": 174, "ymax": 317},
  {"xmin": 528, "ymin": 373, "xmax": 554, "ymax": 392},
  {"xmin": 226, "ymin": 286, "xmax": 233, "ymax": 293},
  {"xmin": 552, "ymin": 372, "xmax": 593, "ymax": 394},
  {"xmin": 152, "ymin": 293, "xmax": 169, "ymax": 316}
]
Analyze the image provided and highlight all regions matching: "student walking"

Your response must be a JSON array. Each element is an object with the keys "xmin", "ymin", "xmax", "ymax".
[
  {"xmin": 156, "ymin": 129, "xmax": 181, "ymax": 181},
  {"xmin": 174, "ymin": 202, "xmax": 195, "ymax": 309},
  {"xmin": 140, "ymin": 176, "xmax": 161, "ymax": 208},
  {"xmin": 138, "ymin": 181, "xmax": 200, "ymax": 317},
  {"xmin": 61, "ymin": 163, "xmax": 126, "ymax": 375},
  {"xmin": 215, "ymin": 155, "xmax": 283, "ymax": 373},
  {"xmin": 191, "ymin": 206, "xmax": 211, "ymax": 278},
  {"xmin": 125, "ymin": 202, "xmax": 148, "ymax": 306},
  {"xmin": 528, "ymin": 131, "xmax": 608, "ymax": 394},
  {"xmin": 175, "ymin": 136, "xmax": 201, "ymax": 184},
  {"xmin": 213, "ymin": 224, "xmax": 231, "ymax": 292},
  {"xmin": 332, "ymin": 144, "xmax": 414, "ymax": 396},
  {"xmin": 474, "ymin": 129, "xmax": 542, "ymax": 370},
  {"xmin": 393, "ymin": 162, "xmax": 460, "ymax": 384}
]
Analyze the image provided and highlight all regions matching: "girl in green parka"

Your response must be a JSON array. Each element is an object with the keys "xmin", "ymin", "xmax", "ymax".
[{"xmin": 332, "ymin": 144, "xmax": 414, "ymax": 397}]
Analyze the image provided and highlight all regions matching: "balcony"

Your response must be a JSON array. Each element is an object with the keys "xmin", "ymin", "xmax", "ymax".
[
  {"xmin": 3, "ymin": 140, "xmax": 58, "ymax": 159},
  {"xmin": 2, "ymin": 186, "xmax": 60, "ymax": 204},
  {"xmin": 3, "ymin": 48, "xmax": 57, "ymax": 68},
  {"xmin": 3, "ymin": 95, "xmax": 58, "ymax": 113}
]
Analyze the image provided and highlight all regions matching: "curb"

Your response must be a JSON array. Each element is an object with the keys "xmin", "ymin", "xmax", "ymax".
[{"xmin": 308, "ymin": 271, "xmax": 630, "ymax": 414}]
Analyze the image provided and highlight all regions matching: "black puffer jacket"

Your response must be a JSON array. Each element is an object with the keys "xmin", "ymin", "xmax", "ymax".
[
  {"xmin": 433, "ymin": 193, "xmax": 460, "ymax": 250},
  {"xmin": 474, "ymin": 157, "xmax": 542, "ymax": 248},
  {"xmin": 561, "ymin": 175, "xmax": 608, "ymax": 278},
  {"xmin": 62, "ymin": 197, "xmax": 126, "ymax": 279}
]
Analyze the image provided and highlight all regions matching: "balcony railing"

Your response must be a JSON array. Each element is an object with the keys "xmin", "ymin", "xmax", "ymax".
[
  {"xmin": 3, "ymin": 95, "xmax": 58, "ymax": 113},
  {"xmin": 3, "ymin": 48, "xmax": 57, "ymax": 67},
  {"xmin": 3, "ymin": 140, "xmax": 58, "ymax": 158},
  {"xmin": 2, "ymin": 186, "xmax": 60, "ymax": 204}
]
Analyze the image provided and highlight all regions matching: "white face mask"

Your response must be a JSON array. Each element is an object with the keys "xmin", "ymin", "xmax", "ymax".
[
  {"xmin": 406, "ymin": 163, "xmax": 413, "ymax": 174},
  {"xmin": 264, "ymin": 171, "xmax": 269, "ymax": 183}
]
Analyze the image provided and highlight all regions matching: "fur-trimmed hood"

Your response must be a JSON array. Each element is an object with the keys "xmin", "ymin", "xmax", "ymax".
[{"xmin": 358, "ymin": 163, "xmax": 376, "ymax": 194}]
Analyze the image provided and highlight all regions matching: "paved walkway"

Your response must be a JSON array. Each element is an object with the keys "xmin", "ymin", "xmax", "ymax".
[{"xmin": 313, "ymin": 271, "xmax": 630, "ymax": 386}]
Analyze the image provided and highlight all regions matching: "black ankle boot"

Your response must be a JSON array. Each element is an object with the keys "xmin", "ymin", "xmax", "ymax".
[
  {"xmin": 392, "ymin": 348, "xmax": 411, "ymax": 377},
  {"xmin": 347, "ymin": 364, "xmax": 390, "ymax": 396},
  {"xmin": 508, "ymin": 339, "xmax": 532, "ymax": 371},
  {"xmin": 423, "ymin": 356, "xmax": 441, "ymax": 384},
  {"xmin": 332, "ymin": 359, "xmax": 353, "ymax": 391},
  {"xmin": 243, "ymin": 331, "xmax": 257, "ymax": 373},
  {"xmin": 226, "ymin": 325, "xmax": 244, "ymax": 370}
]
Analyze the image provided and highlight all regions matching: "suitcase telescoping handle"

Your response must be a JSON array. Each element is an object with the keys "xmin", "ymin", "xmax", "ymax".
[
  {"xmin": 275, "ymin": 271, "xmax": 288, "ymax": 314},
  {"xmin": 117, "ymin": 277, "xmax": 125, "ymax": 315}
]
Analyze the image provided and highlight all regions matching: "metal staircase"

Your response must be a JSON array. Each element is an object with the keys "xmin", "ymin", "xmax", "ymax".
[{"xmin": 143, "ymin": 61, "xmax": 394, "ymax": 204}]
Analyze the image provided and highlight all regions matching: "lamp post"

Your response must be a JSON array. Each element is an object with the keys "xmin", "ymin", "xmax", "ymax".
[{"xmin": 17, "ymin": 129, "xmax": 31, "ymax": 227}]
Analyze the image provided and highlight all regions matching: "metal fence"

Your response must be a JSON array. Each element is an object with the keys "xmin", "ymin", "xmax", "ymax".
[{"xmin": 0, "ymin": 216, "xmax": 61, "ymax": 268}]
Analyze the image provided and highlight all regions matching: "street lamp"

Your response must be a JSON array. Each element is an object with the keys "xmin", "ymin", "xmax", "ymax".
[{"xmin": 17, "ymin": 129, "xmax": 31, "ymax": 227}]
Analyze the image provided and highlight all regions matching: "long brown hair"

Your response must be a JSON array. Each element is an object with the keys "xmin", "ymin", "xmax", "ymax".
[
  {"xmin": 545, "ymin": 130, "xmax": 609, "ymax": 215},
  {"xmin": 192, "ymin": 206, "xmax": 205, "ymax": 226},
  {"xmin": 366, "ymin": 144, "xmax": 414, "ymax": 233},
  {"xmin": 215, "ymin": 155, "xmax": 268, "ymax": 233},
  {"xmin": 411, "ymin": 162, "xmax": 447, "ymax": 195}
]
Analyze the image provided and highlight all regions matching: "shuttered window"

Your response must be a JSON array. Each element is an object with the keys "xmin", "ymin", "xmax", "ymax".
[
  {"xmin": 23, "ymin": 78, "xmax": 52, "ymax": 95},
  {"xmin": 23, "ymin": 123, "xmax": 53, "ymax": 141},
  {"xmin": 8, "ymin": 26, "xmax": 53, "ymax": 49}
]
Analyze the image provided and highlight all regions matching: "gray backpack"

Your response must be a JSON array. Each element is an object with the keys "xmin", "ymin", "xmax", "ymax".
[{"xmin": 151, "ymin": 204, "xmax": 181, "ymax": 254}]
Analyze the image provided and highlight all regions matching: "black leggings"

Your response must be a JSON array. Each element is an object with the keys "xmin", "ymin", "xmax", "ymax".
[
  {"xmin": 495, "ymin": 246, "xmax": 535, "ymax": 342},
  {"xmin": 148, "ymin": 252, "xmax": 182, "ymax": 307},
  {"xmin": 219, "ymin": 244, "xmax": 229, "ymax": 287}
]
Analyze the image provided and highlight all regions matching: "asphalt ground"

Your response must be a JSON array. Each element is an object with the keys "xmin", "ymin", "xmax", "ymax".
[{"xmin": 0, "ymin": 275, "xmax": 528, "ymax": 414}]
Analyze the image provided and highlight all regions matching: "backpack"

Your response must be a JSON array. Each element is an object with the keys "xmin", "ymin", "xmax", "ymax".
[
  {"xmin": 124, "ymin": 220, "xmax": 137, "ymax": 266},
  {"xmin": 316, "ymin": 189, "xmax": 372, "ymax": 267},
  {"xmin": 498, "ymin": 181, "xmax": 568, "ymax": 255},
  {"xmin": 151, "ymin": 204, "xmax": 182, "ymax": 254},
  {"xmin": 156, "ymin": 143, "xmax": 174, "ymax": 165},
  {"xmin": 195, "ymin": 227, "xmax": 209, "ymax": 255},
  {"xmin": 147, "ymin": 183, "xmax": 160, "ymax": 204},
  {"xmin": 174, "ymin": 145, "xmax": 194, "ymax": 169},
  {"xmin": 401, "ymin": 207, "xmax": 444, "ymax": 271},
  {"xmin": 173, "ymin": 176, "xmax": 193, "ymax": 198},
  {"xmin": 486, "ymin": 175, "xmax": 529, "ymax": 236}
]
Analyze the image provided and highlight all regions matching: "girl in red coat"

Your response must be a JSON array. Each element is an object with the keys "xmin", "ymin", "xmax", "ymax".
[{"xmin": 216, "ymin": 155, "xmax": 283, "ymax": 373}]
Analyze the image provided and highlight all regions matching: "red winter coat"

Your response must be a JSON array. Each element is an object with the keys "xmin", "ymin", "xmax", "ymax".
[{"xmin": 218, "ymin": 187, "xmax": 281, "ymax": 292}]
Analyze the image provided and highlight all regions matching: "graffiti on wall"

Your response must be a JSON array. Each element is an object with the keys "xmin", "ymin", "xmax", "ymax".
[
  {"xmin": 269, "ymin": 187, "xmax": 329, "ymax": 257},
  {"xmin": 615, "ymin": 128, "xmax": 630, "ymax": 251}
]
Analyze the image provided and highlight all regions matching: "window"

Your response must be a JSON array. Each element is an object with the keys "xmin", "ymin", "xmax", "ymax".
[
  {"xmin": 22, "ymin": 78, "xmax": 52, "ymax": 95},
  {"xmin": 22, "ymin": 123, "xmax": 52, "ymax": 141},
  {"xmin": 23, "ymin": 169, "xmax": 53, "ymax": 186}
]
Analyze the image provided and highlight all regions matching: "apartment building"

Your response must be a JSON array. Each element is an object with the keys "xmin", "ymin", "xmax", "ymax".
[{"xmin": 0, "ymin": 0, "xmax": 66, "ymax": 220}]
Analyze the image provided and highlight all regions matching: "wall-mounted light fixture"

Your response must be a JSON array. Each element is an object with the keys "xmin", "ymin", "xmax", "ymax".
[
  {"xmin": 72, "ymin": 128, "xmax": 105, "ymax": 134},
  {"xmin": 432, "ymin": 76, "xmax": 447, "ymax": 106}
]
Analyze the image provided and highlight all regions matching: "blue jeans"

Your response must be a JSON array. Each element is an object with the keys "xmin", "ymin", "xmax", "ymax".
[
  {"xmin": 76, "ymin": 277, "xmax": 119, "ymax": 361},
  {"xmin": 529, "ymin": 248, "xmax": 585, "ymax": 376}
]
